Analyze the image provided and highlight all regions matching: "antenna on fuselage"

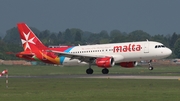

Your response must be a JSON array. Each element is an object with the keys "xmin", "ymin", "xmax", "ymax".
[{"xmin": 146, "ymin": 39, "xmax": 149, "ymax": 42}]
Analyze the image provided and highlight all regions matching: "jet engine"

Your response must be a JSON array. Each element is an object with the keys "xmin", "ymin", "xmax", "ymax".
[
  {"xmin": 119, "ymin": 61, "xmax": 138, "ymax": 68},
  {"xmin": 95, "ymin": 57, "xmax": 115, "ymax": 68}
]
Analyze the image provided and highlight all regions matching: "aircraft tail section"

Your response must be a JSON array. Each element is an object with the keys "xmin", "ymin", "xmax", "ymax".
[
  {"xmin": 17, "ymin": 23, "xmax": 47, "ymax": 51},
  {"xmin": 17, "ymin": 23, "xmax": 61, "ymax": 64}
]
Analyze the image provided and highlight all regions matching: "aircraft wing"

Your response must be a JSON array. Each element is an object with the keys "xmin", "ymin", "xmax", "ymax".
[{"xmin": 48, "ymin": 50, "xmax": 111, "ymax": 62}]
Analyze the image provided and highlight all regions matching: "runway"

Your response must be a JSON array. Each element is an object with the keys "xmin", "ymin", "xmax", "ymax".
[
  {"xmin": 80, "ymin": 75, "xmax": 180, "ymax": 79},
  {"xmin": 6, "ymin": 74, "xmax": 180, "ymax": 80}
]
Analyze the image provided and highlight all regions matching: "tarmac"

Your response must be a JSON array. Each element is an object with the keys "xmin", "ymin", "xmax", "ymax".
[{"xmin": 5, "ymin": 74, "xmax": 180, "ymax": 80}]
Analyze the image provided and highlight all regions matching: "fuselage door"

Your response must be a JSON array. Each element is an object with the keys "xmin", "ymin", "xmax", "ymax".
[{"xmin": 144, "ymin": 42, "xmax": 149, "ymax": 53}]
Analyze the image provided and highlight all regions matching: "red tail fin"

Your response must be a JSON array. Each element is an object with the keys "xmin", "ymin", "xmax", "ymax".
[{"xmin": 17, "ymin": 23, "xmax": 47, "ymax": 51}]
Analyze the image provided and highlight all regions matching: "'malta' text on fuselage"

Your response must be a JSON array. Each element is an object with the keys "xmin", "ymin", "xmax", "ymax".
[{"xmin": 113, "ymin": 44, "xmax": 141, "ymax": 52}]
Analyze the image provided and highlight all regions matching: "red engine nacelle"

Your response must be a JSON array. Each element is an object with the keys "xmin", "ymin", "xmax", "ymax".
[
  {"xmin": 95, "ymin": 57, "xmax": 115, "ymax": 68},
  {"xmin": 120, "ymin": 61, "xmax": 138, "ymax": 68}
]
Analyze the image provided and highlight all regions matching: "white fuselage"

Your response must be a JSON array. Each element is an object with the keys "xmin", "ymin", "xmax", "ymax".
[{"xmin": 61, "ymin": 41, "xmax": 172, "ymax": 65}]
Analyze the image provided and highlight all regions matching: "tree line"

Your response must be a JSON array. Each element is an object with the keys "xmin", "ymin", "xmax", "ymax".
[{"xmin": 1, "ymin": 26, "xmax": 180, "ymax": 60}]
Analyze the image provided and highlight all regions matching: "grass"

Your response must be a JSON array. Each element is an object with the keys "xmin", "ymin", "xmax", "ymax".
[
  {"xmin": 0, "ymin": 78, "xmax": 180, "ymax": 101},
  {"xmin": 0, "ymin": 65, "xmax": 180, "ymax": 101},
  {"xmin": 0, "ymin": 65, "xmax": 180, "ymax": 76}
]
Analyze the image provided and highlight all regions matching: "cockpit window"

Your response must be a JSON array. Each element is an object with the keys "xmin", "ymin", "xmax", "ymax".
[
  {"xmin": 155, "ymin": 45, "xmax": 166, "ymax": 48},
  {"xmin": 161, "ymin": 45, "xmax": 165, "ymax": 48}
]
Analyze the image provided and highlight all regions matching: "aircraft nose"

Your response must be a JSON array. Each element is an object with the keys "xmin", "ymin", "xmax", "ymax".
[{"xmin": 166, "ymin": 48, "xmax": 172, "ymax": 56}]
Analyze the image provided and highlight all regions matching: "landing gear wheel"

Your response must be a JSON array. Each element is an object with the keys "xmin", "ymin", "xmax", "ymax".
[
  {"xmin": 149, "ymin": 66, "xmax": 153, "ymax": 70},
  {"xmin": 102, "ymin": 68, "xmax": 109, "ymax": 74},
  {"xmin": 86, "ymin": 68, "xmax": 93, "ymax": 74},
  {"xmin": 148, "ymin": 60, "xmax": 154, "ymax": 70}
]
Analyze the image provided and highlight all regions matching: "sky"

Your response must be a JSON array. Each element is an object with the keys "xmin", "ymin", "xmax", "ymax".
[{"xmin": 1, "ymin": 0, "xmax": 180, "ymax": 37}]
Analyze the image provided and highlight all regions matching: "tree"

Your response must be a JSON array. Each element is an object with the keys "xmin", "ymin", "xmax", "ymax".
[
  {"xmin": 74, "ymin": 31, "xmax": 82, "ymax": 42},
  {"xmin": 3, "ymin": 27, "xmax": 20, "ymax": 44},
  {"xmin": 174, "ymin": 38, "xmax": 180, "ymax": 58},
  {"xmin": 0, "ymin": 24, "xmax": 178, "ymax": 59},
  {"xmin": 170, "ymin": 32, "xmax": 178, "ymax": 49},
  {"xmin": 31, "ymin": 27, "xmax": 41, "ymax": 37},
  {"xmin": 39, "ymin": 30, "xmax": 50, "ymax": 39},
  {"xmin": 64, "ymin": 28, "xmax": 73, "ymax": 44},
  {"xmin": 99, "ymin": 30, "xmax": 109, "ymax": 39},
  {"xmin": 110, "ymin": 30, "xmax": 127, "ymax": 43},
  {"xmin": 128, "ymin": 30, "xmax": 151, "ymax": 41},
  {"xmin": 110, "ymin": 30, "xmax": 122, "ymax": 38},
  {"xmin": 48, "ymin": 33, "xmax": 57, "ymax": 45},
  {"xmin": 82, "ymin": 31, "xmax": 93, "ymax": 43},
  {"xmin": 38, "ymin": 30, "xmax": 51, "ymax": 45},
  {"xmin": 57, "ymin": 31, "xmax": 64, "ymax": 44},
  {"xmin": 99, "ymin": 30, "xmax": 110, "ymax": 44}
]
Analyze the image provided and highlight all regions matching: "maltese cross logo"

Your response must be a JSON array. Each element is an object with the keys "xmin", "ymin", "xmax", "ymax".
[{"xmin": 21, "ymin": 32, "xmax": 35, "ymax": 50}]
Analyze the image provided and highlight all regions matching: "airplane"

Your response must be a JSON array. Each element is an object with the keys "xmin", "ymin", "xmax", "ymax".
[{"xmin": 16, "ymin": 23, "xmax": 172, "ymax": 74}]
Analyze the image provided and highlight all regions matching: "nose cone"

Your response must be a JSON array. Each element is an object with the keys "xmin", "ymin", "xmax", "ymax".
[{"xmin": 166, "ymin": 48, "xmax": 172, "ymax": 57}]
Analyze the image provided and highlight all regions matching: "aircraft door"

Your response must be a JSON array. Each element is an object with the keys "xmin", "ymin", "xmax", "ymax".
[{"xmin": 144, "ymin": 42, "xmax": 149, "ymax": 53}]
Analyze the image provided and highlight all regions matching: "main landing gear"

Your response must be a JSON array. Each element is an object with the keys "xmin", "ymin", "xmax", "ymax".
[
  {"xmin": 86, "ymin": 60, "xmax": 94, "ymax": 74},
  {"xmin": 86, "ymin": 68, "xmax": 109, "ymax": 74},
  {"xmin": 86, "ymin": 59, "xmax": 109, "ymax": 74},
  {"xmin": 86, "ymin": 68, "xmax": 93, "ymax": 74},
  {"xmin": 148, "ymin": 60, "xmax": 153, "ymax": 70},
  {"xmin": 102, "ymin": 68, "xmax": 109, "ymax": 74}
]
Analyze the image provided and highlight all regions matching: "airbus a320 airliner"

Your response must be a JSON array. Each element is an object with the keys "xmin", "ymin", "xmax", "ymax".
[{"xmin": 16, "ymin": 23, "xmax": 172, "ymax": 74}]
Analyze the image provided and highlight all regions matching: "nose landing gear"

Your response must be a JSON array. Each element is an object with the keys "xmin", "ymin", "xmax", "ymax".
[{"xmin": 148, "ymin": 60, "xmax": 153, "ymax": 70}]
